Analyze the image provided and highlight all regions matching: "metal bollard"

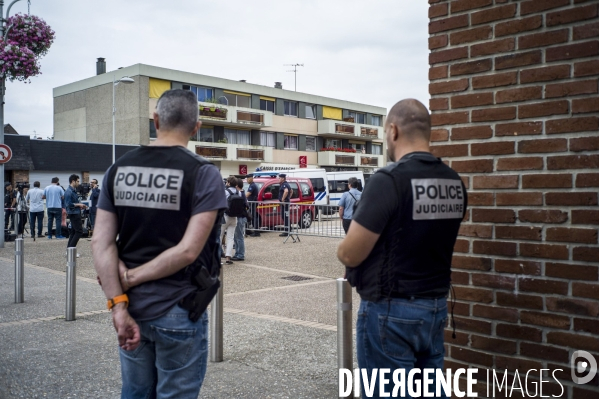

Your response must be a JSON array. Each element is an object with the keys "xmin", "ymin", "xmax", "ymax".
[
  {"xmin": 210, "ymin": 267, "xmax": 223, "ymax": 362},
  {"xmin": 65, "ymin": 247, "xmax": 77, "ymax": 321},
  {"xmin": 14, "ymin": 238, "xmax": 24, "ymax": 303},
  {"xmin": 337, "ymin": 278, "xmax": 354, "ymax": 398}
]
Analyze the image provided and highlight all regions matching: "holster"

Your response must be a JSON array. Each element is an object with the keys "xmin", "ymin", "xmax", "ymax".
[{"xmin": 179, "ymin": 265, "xmax": 220, "ymax": 322}]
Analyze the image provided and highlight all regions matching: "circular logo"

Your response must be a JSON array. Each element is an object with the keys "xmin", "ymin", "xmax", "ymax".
[{"xmin": 0, "ymin": 144, "xmax": 12, "ymax": 164}]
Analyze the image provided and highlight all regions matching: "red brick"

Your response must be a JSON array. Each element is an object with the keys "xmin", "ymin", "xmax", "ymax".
[
  {"xmin": 520, "ymin": 243, "xmax": 569, "ymax": 260},
  {"xmin": 521, "ymin": 311, "xmax": 570, "ymax": 331},
  {"xmin": 546, "ymin": 116, "xmax": 599, "ymax": 134},
  {"xmin": 546, "ymin": 262, "xmax": 599, "ymax": 280},
  {"xmin": 459, "ymin": 224, "xmax": 493, "ymax": 238},
  {"xmin": 547, "ymin": 227, "xmax": 598, "ymax": 244},
  {"xmin": 495, "ymin": 259, "xmax": 542, "ymax": 275},
  {"xmin": 472, "ymin": 305, "xmax": 518, "ymax": 322},
  {"xmin": 429, "ymin": 34, "xmax": 449, "ymax": 50},
  {"xmin": 452, "ymin": 286, "xmax": 493, "ymax": 303},
  {"xmin": 472, "ymin": 141, "xmax": 515, "ymax": 156},
  {"xmin": 496, "ymin": 157, "xmax": 543, "ymax": 171},
  {"xmin": 430, "ymin": 98, "xmax": 449, "ymax": 111},
  {"xmin": 495, "ymin": 15, "xmax": 542, "ymax": 37},
  {"xmin": 520, "ymin": 65, "xmax": 571, "ymax": 84},
  {"xmin": 518, "ymin": 100, "xmax": 569, "ymax": 119},
  {"xmin": 451, "ymin": 0, "xmax": 492, "ymax": 13},
  {"xmin": 547, "ymin": 332, "xmax": 599, "ymax": 352},
  {"xmin": 496, "ymin": 324, "xmax": 543, "ymax": 343},
  {"xmin": 520, "ymin": 0, "xmax": 569, "ymax": 15},
  {"xmin": 573, "ymin": 282, "xmax": 599, "ymax": 299},
  {"xmin": 573, "ymin": 138, "xmax": 599, "ymax": 156},
  {"xmin": 577, "ymin": 173, "xmax": 599, "ymax": 187},
  {"xmin": 472, "ymin": 71, "xmax": 517, "ymax": 89},
  {"xmin": 572, "ymin": 210, "xmax": 599, "ymax": 225},
  {"xmin": 451, "ymin": 125, "xmax": 492, "ymax": 140},
  {"xmin": 451, "ymin": 347, "xmax": 494, "ymax": 367},
  {"xmin": 522, "ymin": 174, "xmax": 572, "ymax": 189},
  {"xmin": 547, "ymin": 297, "xmax": 599, "ymax": 317},
  {"xmin": 520, "ymin": 277, "xmax": 570, "ymax": 295},
  {"xmin": 454, "ymin": 238, "xmax": 469, "ymax": 253},
  {"xmin": 546, "ymin": 40, "xmax": 599, "ymax": 62},
  {"xmin": 429, "ymin": 14, "xmax": 469, "ymax": 34},
  {"xmin": 450, "ymin": 26, "xmax": 492, "ymax": 46},
  {"xmin": 495, "ymin": 122, "xmax": 542, "ymax": 137},
  {"xmin": 430, "ymin": 128, "xmax": 449, "ymax": 142},
  {"xmin": 471, "ymin": 106, "xmax": 516, "ymax": 122},
  {"xmin": 518, "ymin": 138, "xmax": 567, "ymax": 153},
  {"xmin": 573, "ymin": 386, "xmax": 599, "ymax": 399},
  {"xmin": 452, "ymin": 159, "xmax": 494, "ymax": 173},
  {"xmin": 495, "ymin": 355, "xmax": 543, "ymax": 371},
  {"xmin": 473, "ymin": 240, "xmax": 517, "ymax": 256},
  {"xmin": 548, "ymin": 155, "xmax": 599, "ymax": 170},
  {"xmin": 470, "ymin": 335, "xmax": 517, "ymax": 355},
  {"xmin": 452, "ymin": 317, "xmax": 493, "ymax": 336},
  {"xmin": 495, "ymin": 51, "xmax": 542, "ymax": 70},
  {"xmin": 472, "ymin": 174, "xmax": 517, "ymax": 188},
  {"xmin": 471, "ymin": 273, "xmax": 515, "ymax": 289},
  {"xmin": 546, "ymin": 79, "xmax": 599, "ymax": 98},
  {"xmin": 451, "ymin": 92, "xmax": 494, "ymax": 109},
  {"xmin": 467, "ymin": 192, "xmax": 494, "ymax": 206},
  {"xmin": 452, "ymin": 255, "xmax": 492, "ymax": 271},
  {"xmin": 574, "ymin": 318, "xmax": 599, "ymax": 334},
  {"xmin": 471, "ymin": 4, "xmax": 516, "ymax": 25},
  {"xmin": 496, "ymin": 86, "xmax": 542, "ymax": 104},
  {"xmin": 450, "ymin": 59, "xmax": 493, "ymax": 77},
  {"xmin": 520, "ymin": 341, "xmax": 570, "ymax": 363},
  {"xmin": 429, "ymin": 66, "xmax": 448, "ymax": 81},
  {"xmin": 448, "ymin": 302, "xmax": 470, "ymax": 318},
  {"xmin": 519, "ymin": 209, "xmax": 569, "ymax": 223},
  {"xmin": 496, "ymin": 225, "xmax": 542, "ymax": 240},
  {"xmin": 574, "ymin": 21, "xmax": 599, "ymax": 40},
  {"xmin": 519, "ymin": 29, "xmax": 569, "ymax": 50},
  {"xmin": 429, "ymin": 3, "xmax": 448, "ymax": 18},
  {"xmin": 430, "ymin": 111, "xmax": 469, "ymax": 126},
  {"xmin": 573, "ymin": 247, "xmax": 599, "ymax": 262},
  {"xmin": 547, "ymin": 4, "xmax": 599, "ymax": 27},
  {"xmin": 574, "ymin": 59, "xmax": 599, "ymax": 77},
  {"xmin": 546, "ymin": 192, "xmax": 598, "ymax": 206},
  {"xmin": 430, "ymin": 143, "xmax": 468, "ymax": 158},
  {"xmin": 429, "ymin": 46, "xmax": 469, "ymax": 64},
  {"xmin": 573, "ymin": 98, "xmax": 599, "ymax": 114},
  {"xmin": 496, "ymin": 292, "xmax": 543, "ymax": 310},
  {"xmin": 451, "ymin": 270, "xmax": 470, "ymax": 285},
  {"xmin": 429, "ymin": 79, "xmax": 469, "ymax": 95},
  {"xmin": 471, "ymin": 38, "xmax": 515, "ymax": 57}
]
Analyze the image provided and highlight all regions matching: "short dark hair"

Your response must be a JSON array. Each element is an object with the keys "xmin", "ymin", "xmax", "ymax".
[
  {"xmin": 34, "ymin": 181, "xmax": 40, "ymax": 188},
  {"xmin": 51, "ymin": 177, "xmax": 59, "ymax": 184},
  {"xmin": 226, "ymin": 176, "xmax": 237, "ymax": 186},
  {"xmin": 236, "ymin": 178, "xmax": 244, "ymax": 189},
  {"xmin": 92, "ymin": 179, "xmax": 98, "ymax": 184},
  {"xmin": 156, "ymin": 89, "xmax": 199, "ymax": 134},
  {"xmin": 69, "ymin": 174, "xmax": 80, "ymax": 184},
  {"xmin": 348, "ymin": 177, "xmax": 358, "ymax": 188}
]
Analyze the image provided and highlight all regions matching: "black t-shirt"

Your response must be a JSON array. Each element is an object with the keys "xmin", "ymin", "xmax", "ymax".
[
  {"xmin": 279, "ymin": 181, "xmax": 292, "ymax": 202},
  {"xmin": 247, "ymin": 182, "xmax": 258, "ymax": 201},
  {"xmin": 4, "ymin": 190, "xmax": 14, "ymax": 208}
]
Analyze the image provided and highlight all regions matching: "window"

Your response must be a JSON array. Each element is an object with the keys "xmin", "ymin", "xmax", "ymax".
[
  {"xmin": 305, "ymin": 104, "xmax": 316, "ymax": 119},
  {"xmin": 260, "ymin": 132, "xmax": 276, "ymax": 147},
  {"xmin": 325, "ymin": 139, "xmax": 341, "ymax": 148},
  {"xmin": 349, "ymin": 112, "xmax": 366, "ymax": 124},
  {"xmin": 329, "ymin": 180, "xmax": 349, "ymax": 193},
  {"xmin": 284, "ymin": 135, "xmax": 298, "ymax": 150},
  {"xmin": 198, "ymin": 127, "xmax": 214, "ymax": 142},
  {"xmin": 372, "ymin": 144, "xmax": 382, "ymax": 155},
  {"xmin": 224, "ymin": 92, "xmax": 251, "ymax": 108},
  {"xmin": 371, "ymin": 115, "xmax": 381, "ymax": 126},
  {"xmin": 300, "ymin": 182, "xmax": 311, "ymax": 196},
  {"xmin": 288, "ymin": 182, "xmax": 300, "ymax": 199},
  {"xmin": 260, "ymin": 99, "xmax": 275, "ymax": 112},
  {"xmin": 182, "ymin": 85, "xmax": 214, "ymax": 102},
  {"xmin": 305, "ymin": 136, "xmax": 317, "ymax": 152},
  {"xmin": 224, "ymin": 128, "xmax": 250, "ymax": 145},
  {"xmin": 351, "ymin": 143, "xmax": 366, "ymax": 153},
  {"xmin": 264, "ymin": 183, "xmax": 280, "ymax": 200},
  {"xmin": 284, "ymin": 101, "xmax": 298, "ymax": 117},
  {"xmin": 310, "ymin": 178, "xmax": 326, "ymax": 193},
  {"xmin": 149, "ymin": 120, "xmax": 156, "ymax": 139}
]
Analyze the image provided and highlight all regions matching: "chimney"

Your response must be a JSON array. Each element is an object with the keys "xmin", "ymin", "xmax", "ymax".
[
  {"xmin": 274, "ymin": 82, "xmax": 282, "ymax": 89},
  {"xmin": 96, "ymin": 58, "xmax": 106, "ymax": 75},
  {"xmin": 239, "ymin": 79, "xmax": 246, "ymax": 83}
]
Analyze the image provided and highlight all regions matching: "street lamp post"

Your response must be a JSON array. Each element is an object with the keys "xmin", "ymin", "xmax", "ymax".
[{"xmin": 112, "ymin": 75, "xmax": 134, "ymax": 163}]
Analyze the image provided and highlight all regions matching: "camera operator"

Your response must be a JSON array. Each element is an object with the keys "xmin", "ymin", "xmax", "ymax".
[
  {"xmin": 4, "ymin": 182, "xmax": 15, "ymax": 232},
  {"xmin": 65, "ymin": 174, "xmax": 88, "ymax": 256},
  {"xmin": 89, "ymin": 179, "xmax": 100, "ymax": 232},
  {"xmin": 15, "ymin": 183, "xmax": 30, "ymax": 236}
]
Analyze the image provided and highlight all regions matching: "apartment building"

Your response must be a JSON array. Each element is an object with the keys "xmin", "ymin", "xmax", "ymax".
[{"xmin": 53, "ymin": 60, "xmax": 387, "ymax": 177}]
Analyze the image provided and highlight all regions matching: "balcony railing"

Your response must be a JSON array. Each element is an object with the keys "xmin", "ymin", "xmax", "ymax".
[
  {"xmin": 335, "ymin": 124, "xmax": 355, "ymax": 135},
  {"xmin": 361, "ymin": 127, "xmax": 379, "ymax": 138},
  {"xmin": 199, "ymin": 107, "xmax": 228, "ymax": 120},
  {"xmin": 237, "ymin": 111, "xmax": 264, "ymax": 124},
  {"xmin": 196, "ymin": 146, "xmax": 227, "ymax": 158},
  {"xmin": 360, "ymin": 156, "xmax": 379, "ymax": 166},
  {"xmin": 237, "ymin": 148, "xmax": 265, "ymax": 160},
  {"xmin": 335, "ymin": 155, "xmax": 355, "ymax": 165}
]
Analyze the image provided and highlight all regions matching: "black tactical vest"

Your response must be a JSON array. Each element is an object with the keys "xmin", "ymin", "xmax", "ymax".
[{"xmin": 346, "ymin": 152, "xmax": 467, "ymax": 301}]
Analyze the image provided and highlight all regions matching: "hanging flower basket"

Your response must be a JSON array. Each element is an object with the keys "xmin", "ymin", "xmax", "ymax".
[
  {"xmin": 6, "ymin": 13, "xmax": 55, "ymax": 57},
  {"xmin": 0, "ymin": 41, "xmax": 40, "ymax": 82}
]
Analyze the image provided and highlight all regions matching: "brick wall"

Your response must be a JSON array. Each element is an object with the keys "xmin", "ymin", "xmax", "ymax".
[{"xmin": 429, "ymin": 0, "xmax": 598, "ymax": 397}]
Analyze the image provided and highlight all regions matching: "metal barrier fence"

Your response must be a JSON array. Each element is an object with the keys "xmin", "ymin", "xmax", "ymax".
[{"xmin": 245, "ymin": 201, "xmax": 346, "ymax": 240}]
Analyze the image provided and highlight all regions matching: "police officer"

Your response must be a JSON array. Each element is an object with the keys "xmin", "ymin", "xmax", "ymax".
[
  {"xmin": 337, "ymin": 99, "xmax": 467, "ymax": 398},
  {"xmin": 278, "ymin": 173, "xmax": 292, "ymax": 237},
  {"xmin": 93, "ymin": 89, "xmax": 227, "ymax": 398},
  {"xmin": 246, "ymin": 174, "xmax": 260, "ymax": 237}
]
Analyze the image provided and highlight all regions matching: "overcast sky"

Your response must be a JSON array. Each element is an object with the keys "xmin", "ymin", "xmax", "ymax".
[{"xmin": 6, "ymin": 0, "xmax": 429, "ymax": 139}]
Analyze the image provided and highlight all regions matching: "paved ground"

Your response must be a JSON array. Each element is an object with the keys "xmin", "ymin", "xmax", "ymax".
[{"xmin": 0, "ymin": 231, "xmax": 359, "ymax": 398}]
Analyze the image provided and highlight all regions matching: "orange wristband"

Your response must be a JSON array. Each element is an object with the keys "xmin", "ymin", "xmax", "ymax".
[{"xmin": 107, "ymin": 294, "xmax": 129, "ymax": 310}]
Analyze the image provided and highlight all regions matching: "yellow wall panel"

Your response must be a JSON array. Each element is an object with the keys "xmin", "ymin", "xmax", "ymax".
[
  {"xmin": 323, "ymin": 106, "xmax": 342, "ymax": 120},
  {"xmin": 149, "ymin": 78, "xmax": 171, "ymax": 99}
]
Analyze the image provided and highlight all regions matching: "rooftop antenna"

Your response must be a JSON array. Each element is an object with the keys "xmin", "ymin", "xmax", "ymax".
[{"xmin": 284, "ymin": 63, "xmax": 304, "ymax": 91}]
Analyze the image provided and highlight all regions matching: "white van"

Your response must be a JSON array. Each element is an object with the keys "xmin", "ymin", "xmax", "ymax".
[
  {"xmin": 253, "ymin": 168, "xmax": 330, "ymax": 209},
  {"xmin": 327, "ymin": 171, "xmax": 365, "ymax": 207}
]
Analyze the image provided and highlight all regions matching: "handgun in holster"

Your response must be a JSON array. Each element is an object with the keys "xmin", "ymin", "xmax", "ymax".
[{"xmin": 179, "ymin": 265, "xmax": 220, "ymax": 322}]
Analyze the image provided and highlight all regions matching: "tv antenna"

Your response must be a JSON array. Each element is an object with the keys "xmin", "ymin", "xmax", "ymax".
[{"xmin": 284, "ymin": 63, "xmax": 304, "ymax": 91}]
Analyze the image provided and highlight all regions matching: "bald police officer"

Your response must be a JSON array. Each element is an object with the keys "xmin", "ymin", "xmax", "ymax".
[{"xmin": 337, "ymin": 99, "xmax": 467, "ymax": 398}]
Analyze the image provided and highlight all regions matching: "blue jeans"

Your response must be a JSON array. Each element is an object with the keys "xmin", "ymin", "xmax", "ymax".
[
  {"xmin": 89, "ymin": 210, "xmax": 96, "ymax": 229},
  {"xmin": 119, "ymin": 305, "xmax": 208, "ymax": 399},
  {"xmin": 30, "ymin": 211, "xmax": 44, "ymax": 236},
  {"xmin": 357, "ymin": 297, "xmax": 448, "ymax": 399},
  {"xmin": 47, "ymin": 208, "xmax": 62, "ymax": 238},
  {"xmin": 234, "ymin": 216, "xmax": 246, "ymax": 258}
]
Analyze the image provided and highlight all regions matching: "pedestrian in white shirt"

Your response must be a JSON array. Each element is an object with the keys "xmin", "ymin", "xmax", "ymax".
[{"xmin": 26, "ymin": 181, "xmax": 45, "ymax": 238}]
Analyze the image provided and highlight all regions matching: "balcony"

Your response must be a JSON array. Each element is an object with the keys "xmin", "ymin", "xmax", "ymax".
[
  {"xmin": 318, "ymin": 151, "xmax": 357, "ymax": 167},
  {"xmin": 236, "ymin": 111, "xmax": 264, "ymax": 125},
  {"xmin": 360, "ymin": 127, "xmax": 379, "ymax": 139},
  {"xmin": 196, "ymin": 146, "xmax": 227, "ymax": 159},
  {"xmin": 317, "ymin": 119, "xmax": 383, "ymax": 140},
  {"xmin": 198, "ymin": 102, "xmax": 273, "ymax": 127},
  {"xmin": 199, "ymin": 106, "xmax": 228, "ymax": 121},
  {"xmin": 191, "ymin": 141, "xmax": 273, "ymax": 162},
  {"xmin": 360, "ymin": 155, "xmax": 382, "ymax": 167},
  {"xmin": 237, "ymin": 148, "xmax": 264, "ymax": 160}
]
